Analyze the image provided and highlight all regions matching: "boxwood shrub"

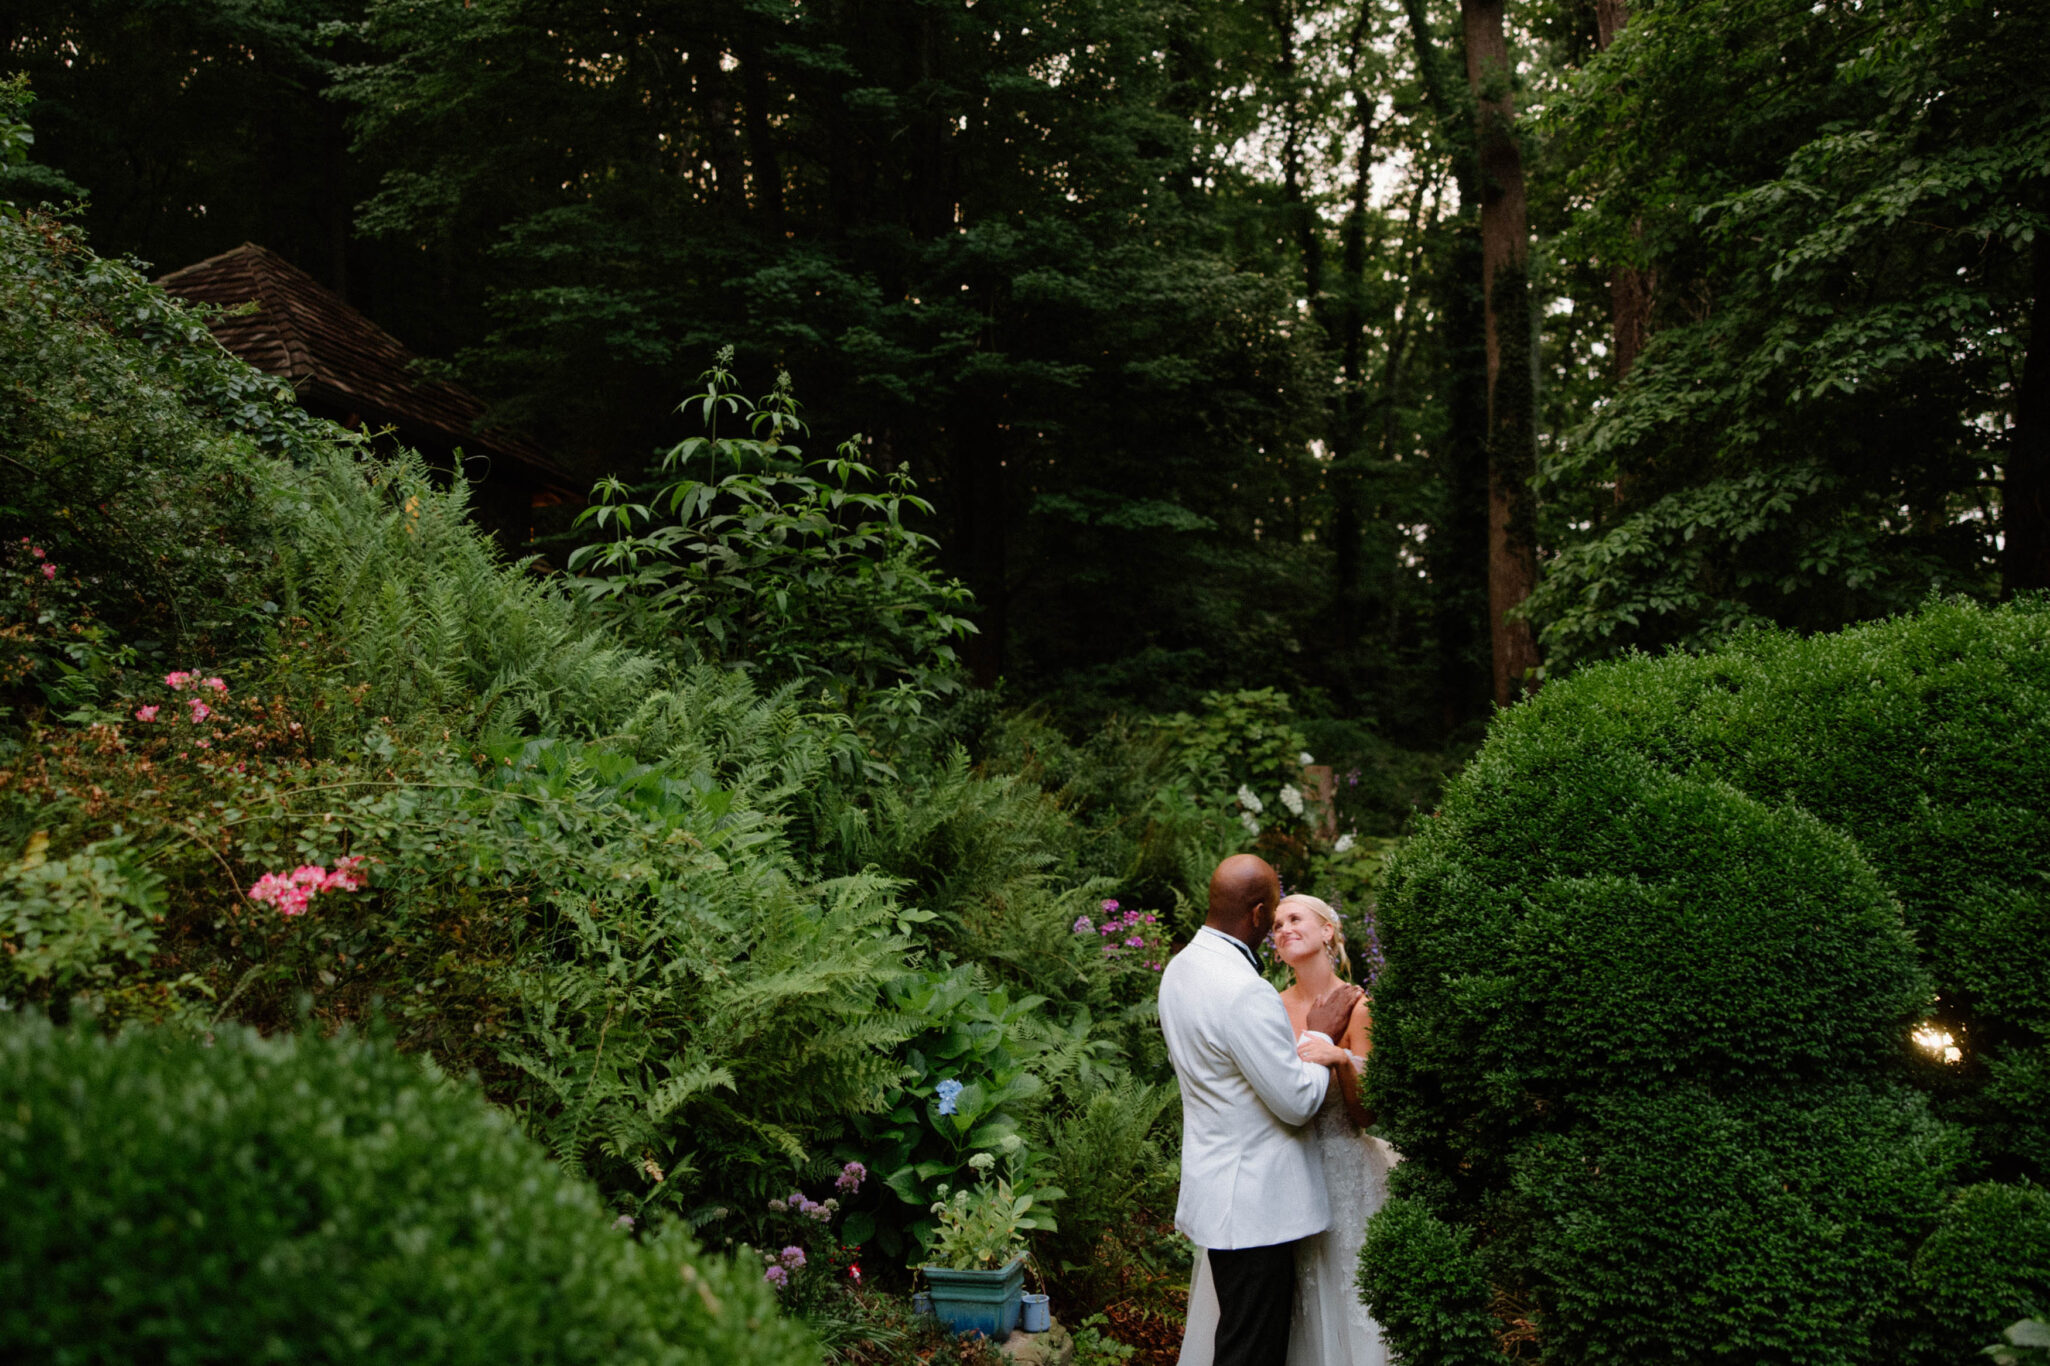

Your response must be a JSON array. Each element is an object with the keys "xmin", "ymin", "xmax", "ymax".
[
  {"xmin": 1361, "ymin": 598, "xmax": 2049, "ymax": 1365},
  {"xmin": 0, "ymin": 1016, "xmax": 817, "ymax": 1366}
]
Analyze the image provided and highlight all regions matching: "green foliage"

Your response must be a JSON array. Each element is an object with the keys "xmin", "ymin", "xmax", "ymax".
[
  {"xmin": 1905, "ymin": 1183, "xmax": 2050, "ymax": 1365},
  {"xmin": 0, "ymin": 1015, "xmax": 815, "ymax": 1365},
  {"xmin": 1989, "ymin": 1320, "xmax": 2050, "ymax": 1366},
  {"xmin": 1355, "ymin": 1196, "xmax": 1498, "ymax": 1366},
  {"xmin": 923, "ymin": 1149, "xmax": 1048, "ymax": 1271},
  {"xmin": 279, "ymin": 448, "xmax": 660, "ymax": 738},
  {"xmin": 0, "ymin": 831, "xmax": 162, "ymax": 994},
  {"xmin": 0, "ymin": 206, "xmax": 306, "ymax": 700},
  {"xmin": 1069, "ymin": 1314, "xmax": 1140, "ymax": 1366},
  {"xmin": 1038, "ymin": 1079, "xmax": 1177, "ymax": 1275},
  {"xmin": 851, "ymin": 966, "xmax": 1082, "ymax": 1259},
  {"xmin": 572, "ymin": 351, "xmax": 975, "ymax": 725},
  {"xmin": 1531, "ymin": 0, "xmax": 2039, "ymax": 667},
  {"xmin": 1367, "ymin": 600, "xmax": 2050, "ymax": 1362}
]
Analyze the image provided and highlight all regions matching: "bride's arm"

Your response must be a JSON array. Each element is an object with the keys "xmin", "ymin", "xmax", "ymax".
[{"xmin": 1335, "ymin": 999, "xmax": 1375, "ymax": 1130}]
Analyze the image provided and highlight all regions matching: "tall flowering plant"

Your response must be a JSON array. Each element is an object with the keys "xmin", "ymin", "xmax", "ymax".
[
  {"xmin": 1070, "ymin": 898, "xmax": 1168, "ymax": 974},
  {"xmin": 743, "ymin": 1161, "xmax": 870, "ymax": 1321}
]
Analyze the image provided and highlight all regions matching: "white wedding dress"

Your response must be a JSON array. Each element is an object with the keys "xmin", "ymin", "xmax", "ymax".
[{"xmin": 1179, "ymin": 1085, "xmax": 1398, "ymax": 1366}]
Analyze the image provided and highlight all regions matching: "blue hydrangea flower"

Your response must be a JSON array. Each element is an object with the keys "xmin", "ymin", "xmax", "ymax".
[{"xmin": 936, "ymin": 1078, "xmax": 964, "ymax": 1116}]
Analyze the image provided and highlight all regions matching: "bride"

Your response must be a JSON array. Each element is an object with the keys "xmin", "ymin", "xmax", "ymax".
[{"xmin": 1180, "ymin": 893, "xmax": 1398, "ymax": 1366}]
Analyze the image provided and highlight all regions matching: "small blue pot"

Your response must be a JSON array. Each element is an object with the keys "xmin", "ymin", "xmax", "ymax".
[
  {"xmin": 1020, "ymin": 1292, "xmax": 1051, "ymax": 1333},
  {"xmin": 922, "ymin": 1257, "xmax": 1027, "ymax": 1338}
]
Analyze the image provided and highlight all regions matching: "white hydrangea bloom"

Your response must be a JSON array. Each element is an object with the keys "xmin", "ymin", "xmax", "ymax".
[
  {"xmin": 1278, "ymin": 785, "xmax": 1305, "ymax": 816},
  {"xmin": 1299, "ymin": 751, "xmax": 1315, "ymax": 766},
  {"xmin": 1239, "ymin": 810, "xmax": 1261, "ymax": 835},
  {"xmin": 1333, "ymin": 833, "xmax": 1356, "ymax": 853},
  {"xmin": 1236, "ymin": 784, "xmax": 1264, "ymax": 813}
]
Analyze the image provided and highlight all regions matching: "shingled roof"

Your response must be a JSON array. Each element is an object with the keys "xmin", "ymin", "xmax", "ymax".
[{"xmin": 157, "ymin": 243, "xmax": 570, "ymax": 485}]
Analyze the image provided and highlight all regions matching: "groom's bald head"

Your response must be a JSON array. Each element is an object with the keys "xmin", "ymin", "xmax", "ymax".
[{"xmin": 1207, "ymin": 854, "xmax": 1282, "ymax": 942}]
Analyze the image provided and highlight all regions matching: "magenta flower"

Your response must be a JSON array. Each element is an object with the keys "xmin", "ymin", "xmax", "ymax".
[
  {"xmin": 40, "ymin": 564, "xmax": 54, "ymax": 580},
  {"xmin": 134, "ymin": 705, "xmax": 159, "ymax": 722},
  {"xmin": 29, "ymin": 546, "xmax": 43, "ymax": 559},
  {"xmin": 248, "ymin": 856, "xmax": 370, "ymax": 916},
  {"xmin": 1072, "ymin": 916, "xmax": 1094, "ymax": 935},
  {"xmin": 201, "ymin": 677, "xmax": 228, "ymax": 694},
  {"xmin": 1124, "ymin": 935, "xmax": 1144, "ymax": 948},
  {"xmin": 188, "ymin": 699, "xmax": 212, "ymax": 723},
  {"xmin": 764, "ymin": 1265, "xmax": 789, "ymax": 1288},
  {"xmin": 780, "ymin": 1245, "xmax": 806, "ymax": 1268},
  {"xmin": 164, "ymin": 671, "xmax": 194, "ymax": 689},
  {"xmin": 836, "ymin": 1161, "xmax": 867, "ymax": 1193},
  {"xmin": 1101, "ymin": 898, "xmax": 1119, "ymax": 913}
]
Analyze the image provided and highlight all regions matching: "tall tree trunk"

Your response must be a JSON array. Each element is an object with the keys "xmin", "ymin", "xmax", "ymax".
[
  {"xmin": 1594, "ymin": 0, "xmax": 1652, "ymax": 383},
  {"xmin": 2009, "ymin": 235, "xmax": 2050, "ymax": 593},
  {"xmin": 699, "ymin": 54, "xmax": 749, "ymax": 212},
  {"xmin": 1462, "ymin": 0, "xmax": 1541, "ymax": 706},
  {"xmin": 737, "ymin": 39, "xmax": 786, "ymax": 236},
  {"xmin": 1402, "ymin": 0, "xmax": 1495, "ymax": 735}
]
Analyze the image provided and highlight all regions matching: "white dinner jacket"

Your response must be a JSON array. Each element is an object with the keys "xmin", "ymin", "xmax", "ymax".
[{"xmin": 1159, "ymin": 927, "xmax": 1331, "ymax": 1249}]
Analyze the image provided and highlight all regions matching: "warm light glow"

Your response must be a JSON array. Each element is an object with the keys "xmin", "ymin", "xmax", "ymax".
[{"xmin": 1912, "ymin": 1025, "xmax": 1962, "ymax": 1065}]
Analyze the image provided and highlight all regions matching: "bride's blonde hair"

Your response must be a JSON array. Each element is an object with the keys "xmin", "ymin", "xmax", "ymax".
[{"xmin": 1277, "ymin": 893, "xmax": 1349, "ymax": 978}]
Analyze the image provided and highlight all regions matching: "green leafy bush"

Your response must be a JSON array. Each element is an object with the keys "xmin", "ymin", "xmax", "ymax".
[
  {"xmin": 0, "ymin": 1016, "xmax": 815, "ymax": 1365},
  {"xmin": 1903, "ymin": 1182, "xmax": 2050, "ymax": 1364},
  {"xmin": 1363, "ymin": 599, "xmax": 2050, "ymax": 1363},
  {"xmin": 571, "ymin": 350, "xmax": 975, "ymax": 727}
]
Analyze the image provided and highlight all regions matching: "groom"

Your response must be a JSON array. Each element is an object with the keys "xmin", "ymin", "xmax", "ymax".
[{"xmin": 1160, "ymin": 854, "xmax": 1362, "ymax": 1366}]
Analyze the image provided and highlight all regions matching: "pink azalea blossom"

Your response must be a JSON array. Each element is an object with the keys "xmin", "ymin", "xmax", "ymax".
[
  {"xmin": 187, "ymin": 700, "xmax": 212, "ymax": 723},
  {"xmin": 134, "ymin": 705, "xmax": 160, "ymax": 722},
  {"xmin": 248, "ymin": 856, "xmax": 371, "ymax": 916}
]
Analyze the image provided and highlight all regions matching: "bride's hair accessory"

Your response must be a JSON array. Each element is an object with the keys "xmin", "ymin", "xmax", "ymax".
[{"xmin": 1277, "ymin": 893, "xmax": 1350, "ymax": 978}]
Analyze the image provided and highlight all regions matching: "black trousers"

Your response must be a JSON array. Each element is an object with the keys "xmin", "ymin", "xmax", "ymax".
[{"xmin": 1208, "ymin": 1242, "xmax": 1297, "ymax": 1366}]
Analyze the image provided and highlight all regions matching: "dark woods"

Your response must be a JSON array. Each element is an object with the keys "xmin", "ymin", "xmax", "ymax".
[{"xmin": 10, "ymin": 0, "xmax": 2046, "ymax": 730}]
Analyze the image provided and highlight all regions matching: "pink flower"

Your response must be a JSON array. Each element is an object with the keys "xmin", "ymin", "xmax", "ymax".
[
  {"xmin": 1072, "ymin": 916, "xmax": 1094, "ymax": 935},
  {"xmin": 763, "ymin": 1265, "xmax": 789, "ymax": 1289},
  {"xmin": 1124, "ymin": 935, "xmax": 1144, "ymax": 948},
  {"xmin": 134, "ymin": 705, "xmax": 159, "ymax": 722},
  {"xmin": 201, "ymin": 677, "xmax": 228, "ymax": 693},
  {"xmin": 40, "ymin": 564, "xmax": 54, "ymax": 580},
  {"xmin": 164, "ymin": 671, "xmax": 193, "ymax": 690},
  {"xmin": 1101, "ymin": 898, "xmax": 1119, "ymax": 913},
  {"xmin": 187, "ymin": 700, "xmax": 212, "ymax": 723},
  {"xmin": 248, "ymin": 857, "xmax": 369, "ymax": 916},
  {"xmin": 29, "ymin": 546, "xmax": 43, "ymax": 559},
  {"xmin": 780, "ymin": 1245, "xmax": 806, "ymax": 1268}
]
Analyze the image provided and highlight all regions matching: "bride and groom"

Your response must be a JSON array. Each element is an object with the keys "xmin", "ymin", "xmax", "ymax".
[{"xmin": 1160, "ymin": 853, "xmax": 1398, "ymax": 1366}]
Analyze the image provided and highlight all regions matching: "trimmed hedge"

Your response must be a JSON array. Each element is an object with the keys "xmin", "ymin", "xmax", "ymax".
[
  {"xmin": 0, "ymin": 1017, "xmax": 818, "ymax": 1366},
  {"xmin": 1361, "ymin": 599, "xmax": 2050, "ymax": 1365}
]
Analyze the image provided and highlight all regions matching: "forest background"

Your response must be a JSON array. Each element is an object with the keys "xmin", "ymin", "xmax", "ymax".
[
  {"xmin": 16, "ymin": 0, "xmax": 2044, "ymax": 735},
  {"xmin": 5, "ymin": 0, "xmax": 2050, "ymax": 1363}
]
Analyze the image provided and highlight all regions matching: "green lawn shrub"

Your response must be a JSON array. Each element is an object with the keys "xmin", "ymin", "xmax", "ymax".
[
  {"xmin": 0, "ymin": 1015, "xmax": 816, "ymax": 1365},
  {"xmin": 1364, "ymin": 599, "xmax": 2049, "ymax": 1364},
  {"xmin": 1904, "ymin": 1182, "xmax": 2050, "ymax": 1364}
]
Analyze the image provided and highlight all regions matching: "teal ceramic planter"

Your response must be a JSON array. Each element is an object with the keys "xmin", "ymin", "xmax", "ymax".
[{"xmin": 921, "ymin": 1257, "xmax": 1026, "ymax": 1338}]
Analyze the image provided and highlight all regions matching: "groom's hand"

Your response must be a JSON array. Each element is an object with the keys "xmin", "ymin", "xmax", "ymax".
[{"xmin": 1306, "ymin": 983, "xmax": 1364, "ymax": 1041}]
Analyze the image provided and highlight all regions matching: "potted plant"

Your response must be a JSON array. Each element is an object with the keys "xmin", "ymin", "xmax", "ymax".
[{"xmin": 919, "ymin": 1151, "xmax": 1052, "ymax": 1337}]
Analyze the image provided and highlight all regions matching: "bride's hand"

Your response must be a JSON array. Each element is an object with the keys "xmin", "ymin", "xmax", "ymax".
[{"xmin": 1297, "ymin": 1036, "xmax": 1349, "ymax": 1066}]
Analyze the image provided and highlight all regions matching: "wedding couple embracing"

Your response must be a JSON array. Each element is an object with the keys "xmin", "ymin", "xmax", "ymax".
[{"xmin": 1160, "ymin": 853, "xmax": 1398, "ymax": 1366}]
